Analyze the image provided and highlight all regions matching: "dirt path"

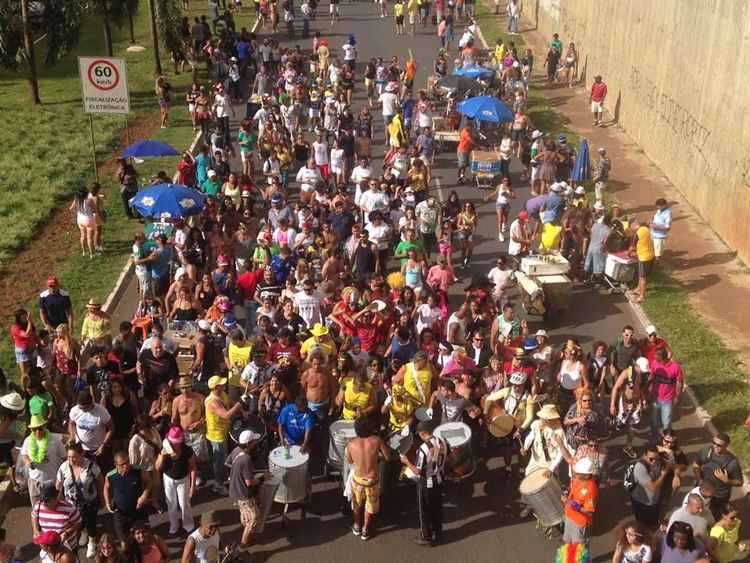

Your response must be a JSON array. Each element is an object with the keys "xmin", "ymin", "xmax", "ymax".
[{"xmin": 490, "ymin": 8, "xmax": 750, "ymax": 369}]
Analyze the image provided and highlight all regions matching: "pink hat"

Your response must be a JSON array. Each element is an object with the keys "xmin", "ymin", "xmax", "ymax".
[
  {"xmin": 166, "ymin": 426, "xmax": 184, "ymax": 445},
  {"xmin": 219, "ymin": 301, "xmax": 232, "ymax": 312}
]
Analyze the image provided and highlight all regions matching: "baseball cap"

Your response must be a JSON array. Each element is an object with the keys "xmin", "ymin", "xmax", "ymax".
[
  {"xmin": 239, "ymin": 430, "xmax": 261, "ymax": 445},
  {"xmin": 518, "ymin": 211, "xmax": 529, "ymax": 222},
  {"xmin": 167, "ymin": 426, "xmax": 184, "ymax": 444},
  {"xmin": 635, "ymin": 357, "xmax": 650, "ymax": 373},
  {"xmin": 198, "ymin": 319, "xmax": 211, "ymax": 331},
  {"xmin": 645, "ymin": 325, "xmax": 657, "ymax": 335},
  {"xmin": 46, "ymin": 276, "xmax": 59, "ymax": 286}
]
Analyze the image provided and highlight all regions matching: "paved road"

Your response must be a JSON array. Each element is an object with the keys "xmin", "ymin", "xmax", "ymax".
[{"xmin": 1, "ymin": 4, "xmax": 719, "ymax": 562}]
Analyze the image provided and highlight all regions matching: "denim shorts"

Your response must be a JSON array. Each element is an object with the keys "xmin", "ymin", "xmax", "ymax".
[{"xmin": 15, "ymin": 347, "xmax": 35, "ymax": 365}]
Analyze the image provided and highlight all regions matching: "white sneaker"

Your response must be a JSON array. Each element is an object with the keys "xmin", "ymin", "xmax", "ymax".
[
  {"xmin": 86, "ymin": 542, "xmax": 97, "ymax": 559},
  {"xmin": 499, "ymin": 232, "xmax": 505, "ymax": 242}
]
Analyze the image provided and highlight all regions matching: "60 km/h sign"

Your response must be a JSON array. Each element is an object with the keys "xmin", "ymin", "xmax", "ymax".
[{"xmin": 78, "ymin": 56, "xmax": 130, "ymax": 114}]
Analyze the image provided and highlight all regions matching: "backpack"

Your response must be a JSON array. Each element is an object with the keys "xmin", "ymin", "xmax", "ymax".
[{"xmin": 623, "ymin": 459, "xmax": 643, "ymax": 493}]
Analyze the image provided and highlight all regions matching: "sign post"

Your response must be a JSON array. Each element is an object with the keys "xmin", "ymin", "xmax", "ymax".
[{"xmin": 78, "ymin": 57, "xmax": 131, "ymax": 181}]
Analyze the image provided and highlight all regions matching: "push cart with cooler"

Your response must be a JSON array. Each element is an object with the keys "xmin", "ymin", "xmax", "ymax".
[
  {"xmin": 603, "ymin": 251, "xmax": 637, "ymax": 293},
  {"xmin": 515, "ymin": 253, "xmax": 572, "ymax": 321},
  {"xmin": 470, "ymin": 149, "xmax": 502, "ymax": 189}
]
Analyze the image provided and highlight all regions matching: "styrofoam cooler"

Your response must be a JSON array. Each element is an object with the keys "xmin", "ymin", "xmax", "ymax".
[{"xmin": 605, "ymin": 253, "xmax": 636, "ymax": 282}]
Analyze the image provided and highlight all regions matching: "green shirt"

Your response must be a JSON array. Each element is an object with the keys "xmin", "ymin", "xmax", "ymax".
[
  {"xmin": 238, "ymin": 131, "xmax": 257, "ymax": 154},
  {"xmin": 394, "ymin": 239, "xmax": 425, "ymax": 265},
  {"xmin": 201, "ymin": 178, "xmax": 221, "ymax": 197}
]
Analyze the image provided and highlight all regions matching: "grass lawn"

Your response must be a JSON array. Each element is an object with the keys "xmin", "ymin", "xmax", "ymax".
[
  {"xmin": 0, "ymin": 3, "xmax": 212, "ymax": 373},
  {"xmin": 0, "ymin": 3, "xmax": 201, "ymax": 268}
]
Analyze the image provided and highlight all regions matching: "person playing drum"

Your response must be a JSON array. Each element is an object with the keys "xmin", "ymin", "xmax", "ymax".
[
  {"xmin": 337, "ymin": 371, "xmax": 376, "ymax": 421},
  {"xmin": 277, "ymin": 395, "xmax": 315, "ymax": 453},
  {"xmin": 427, "ymin": 379, "xmax": 480, "ymax": 424},
  {"xmin": 300, "ymin": 349, "xmax": 339, "ymax": 423},
  {"xmin": 483, "ymin": 372, "xmax": 534, "ymax": 477},
  {"xmin": 346, "ymin": 417, "xmax": 391, "ymax": 541},
  {"xmin": 381, "ymin": 383, "xmax": 418, "ymax": 435},
  {"xmin": 392, "ymin": 351, "xmax": 434, "ymax": 407},
  {"xmin": 521, "ymin": 404, "xmax": 571, "ymax": 477}
]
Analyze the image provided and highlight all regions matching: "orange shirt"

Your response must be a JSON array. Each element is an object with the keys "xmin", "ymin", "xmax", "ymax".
[
  {"xmin": 457, "ymin": 128, "xmax": 473, "ymax": 154},
  {"xmin": 564, "ymin": 477, "xmax": 598, "ymax": 527}
]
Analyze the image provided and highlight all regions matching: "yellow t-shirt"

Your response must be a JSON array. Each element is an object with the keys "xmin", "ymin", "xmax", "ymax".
[
  {"xmin": 205, "ymin": 392, "xmax": 230, "ymax": 443},
  {"xmin": 388, "ymin": 117, "xmax": 405, "ymax": 147},
  {"xmin": 403, "ymin": 362, "xmax": 432, "ymax": 406},
  {"xmin": 342, "ymin": 381, "xmax": 372, "ymax": 420},
  {"xmin": 710, "ymin": 521, "xmax": 740, "ymax": 563},
  {"xmin": 389, "ymin": 396, "xmax": 416, "ymax": 429},
  {"xmin": 635, "ymin": 225, "xmax": 655, "ymax": 262},
  {"xmin": 494, "ymin": 45, "xmax": 506, "ymax": 65},
  {"xmin": 407, "ymin": 0, "xmax": 417, "ymax": 15},
  {"xmin": 301, "ymin": 336, "xmax": 337, "ymax": 361},
  {"xmin": 227, "ymin": 342, "xmax": 253, "ymax": 388},
  {"xmin": 394, "ymin": 2, "xmax": 404, "ymax": 15},
  {"xmin": 540, "ymin": 223, "xmax": 563, "ymax": 251},
  {"xmin": 81, "ymin": 315, "xmax": 111, "ymax": 341}
]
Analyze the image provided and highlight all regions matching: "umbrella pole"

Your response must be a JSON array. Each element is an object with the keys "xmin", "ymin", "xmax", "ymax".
[
  {"xmin": 124, "ymin": 116, "xmax": 131, "ymax": 147},
  {"xmin": 89, "ymin": 114, "xmax": 99, "ymax": 182}
]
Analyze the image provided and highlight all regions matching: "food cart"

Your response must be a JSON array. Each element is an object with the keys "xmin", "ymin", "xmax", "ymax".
[
  {"xmin": 470, "ymin": 149, "xmax": 502, "ymax": 189},
  {"xmin": 515, "ymin": 253, "xmax": 572, "ymax": 320},
  {"xmin": 433, "ymin": 115, "xmax": 461, "ymax": 152}
]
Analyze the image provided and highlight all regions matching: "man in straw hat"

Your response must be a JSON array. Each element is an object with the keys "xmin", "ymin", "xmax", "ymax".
[
  {"xmin": 20, "ymin": 414, "xmax": 66, "ymax": 505},
  {"xmin": 171, "ymin": 376, "xmax": 208, "ymax": 464},
  {"xmin": 521, "ymin": 404, "xmax": 572, "ymax": 477},
  {"xmin": 0, "ymin": 391, "xmax": 25, "ymax": 491},
  {"xmin": 183, "ymin": 510, "xmax": 222, "ymax": 562}
]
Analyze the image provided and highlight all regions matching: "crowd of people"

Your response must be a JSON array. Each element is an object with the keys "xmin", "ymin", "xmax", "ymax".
[{"xmin": 0, "ymin": 1, "xmax": 732, "ymax": 563}]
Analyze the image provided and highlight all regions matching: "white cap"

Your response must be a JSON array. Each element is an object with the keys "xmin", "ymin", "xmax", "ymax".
[
  {"xmin": 593, "ymin": 201, "xmax": 605, "ymax": 211},
  {"xmin": 174, "ymin": 267, "xmax": 187, "ymax": 279},
  {"xmin": 531, "ymin": 130, "xmax": 543, "ymax": 140},
  {"xmin": 509, "ymin": 372, "xmax": 527, "ymax": 385},
  {"xmin": 575, "ymin": 186, "xmax": 585, "ymax": 195},
  {"xmin": 574, "ymin": 458, "xmax": 595, "ymax": 475},
  {"xmin": 239, "ymin": 430, "xmax": 261, "ymax": 445},
  {"xmin": 645, "ymin": 324, "xmax": 657, "ymax": 335},
  {"xmin": 550, "ymin": 183, "xmax": 562, "ymax": 193},
  {"xmin": 512, "ymin": 60, "xmax": 520, "ymax": 68},
  {"xmin": 535, "ymin": 329, "xmax": 548, "ymax": 337},
  {"xmin": 207, "ymin": 170, "xmax": 217, "ymax": 177},
  {"xmin": 636, "ymin": 357, "xmax": 650, "ymax": 373},
  {"xmin": 198, "ymin": 319, "xmax": 211, "ymax": 331}
]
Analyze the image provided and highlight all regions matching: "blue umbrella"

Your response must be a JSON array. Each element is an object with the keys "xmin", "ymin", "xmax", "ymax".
[
  {"xmin": 457, "ymin": 96, "xmax": 514, "ymax": 123},
  {"xmin": 453, "ymin": 66, "xmax": 495, "ymax": 80},
  {"xmin": 571, "ymin": 137, "xmax": 591, "ymax": 183},
  {"xmin": 130, "ymin": 183, "xmax": 206, "ymax": 219},
  {"xmin": 122, "ymin": 140, "xmax": 180, "ymax": 158}
]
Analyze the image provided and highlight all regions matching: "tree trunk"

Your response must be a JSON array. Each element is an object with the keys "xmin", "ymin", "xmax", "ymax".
[
  {"xmin": 102, "ymin": 0, "xmax": 114, "ymax": 56},
  {"xmin": 147, "ymin": 0, "xmax": 162, "ymax": 75},
  {"xmin": 20, "ymin": 0, "xmax": 41, "ymax": 105},
  {"xmin": 127, "ymin": 2, "xmax": 136, "ymax": 44}
]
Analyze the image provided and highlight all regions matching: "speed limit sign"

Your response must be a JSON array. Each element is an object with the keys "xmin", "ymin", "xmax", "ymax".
[{"xmin": 79, "ymin": 56, "xmax": 130, "ymax": 114}]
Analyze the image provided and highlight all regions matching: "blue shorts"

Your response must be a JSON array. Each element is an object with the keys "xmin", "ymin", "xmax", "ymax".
[
  {"xmin": 457, "ymin": 151, "xmax": 469, "ymax": 167},
  {"xmin": 384, "ymin": 114, "xmax": 395, "ymax": 127},
  {"xmin": 15, "ymin": 347, "xmax": 35, "ymax": 365}
]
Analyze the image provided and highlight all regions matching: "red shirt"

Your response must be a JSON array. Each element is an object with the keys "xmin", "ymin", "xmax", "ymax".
[
  {"xmin": 639, "ymin": 336, "xmax": 670, "ymax": 363},
  {"xmin": 237, "ymin": 268, "xmax": 264, "ymax": 301},
  {"xmin": 590, "ymin": 82, "xmax": 608, "ymax": 102},
  {"xmin": 268, "ymin": 342, "xmax": 301, "ymax": 364},
  {"xmin": 10, "ymin": 323, "xmax": 37, "ymax": 350}
]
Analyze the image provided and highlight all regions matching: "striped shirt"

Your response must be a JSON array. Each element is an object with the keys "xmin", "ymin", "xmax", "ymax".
[
  {"xmin": 31, "ymin": 499, "xmax": 81, "ymax": 548},
  {"xmin": 416, "ymin": 435, "xmax": 448, "ymax": 486}
]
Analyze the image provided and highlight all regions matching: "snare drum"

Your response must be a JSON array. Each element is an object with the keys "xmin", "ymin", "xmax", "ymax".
[
  {"xmin": 328, "ymin": 420, "xmax": 356, "ymax": 471},
  {"xmin": 269, "ymin": 446, "xmax": 310, "ymax": 504},
  {"xmin": 415, "ymin": 407, "xmax": 432, "ymax": 422},
  {"xmin": 434, "ymin": 421, "xmax": 475, "ymax": 480},
  {"xmin": 519, "ymin": 470, "xmax": 564, "ymax": 528}
]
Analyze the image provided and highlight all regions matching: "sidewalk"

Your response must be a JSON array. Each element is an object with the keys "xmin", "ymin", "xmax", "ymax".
[{"xmin": 496, "ymin": 12, "xmax": 750, "ymax": 370}]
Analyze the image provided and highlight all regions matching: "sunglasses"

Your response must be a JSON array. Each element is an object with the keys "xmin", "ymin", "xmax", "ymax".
[{"xmin": 646, "ymin": 456, "xmax": 658, "ymax": 462}]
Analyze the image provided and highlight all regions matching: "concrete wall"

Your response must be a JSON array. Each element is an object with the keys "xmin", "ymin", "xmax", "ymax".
[{"xmin": 535, "ymin": 0, "xmax": 750, "ymax": 263}]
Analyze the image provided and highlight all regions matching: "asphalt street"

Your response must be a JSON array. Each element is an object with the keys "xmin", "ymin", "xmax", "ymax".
[{"xmin": 1, "ymin": 3, "xmax": 723, "ymax": 562}]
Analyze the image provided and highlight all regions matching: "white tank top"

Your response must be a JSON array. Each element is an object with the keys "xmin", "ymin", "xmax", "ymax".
[
  {"xmin": 560, "ymin": 359, "xmax": 583, "ymax": 390},
  {"xmin": 189, "ymin": 528, "xmax": 220, "ymax": 562}
]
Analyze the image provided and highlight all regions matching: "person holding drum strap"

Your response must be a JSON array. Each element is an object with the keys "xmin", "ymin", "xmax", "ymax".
[
  {"xmin": 382, "ymin": 384, "xmax": 419, "ymax": 434},
  {"xmin": 521, "ymin": 404, "xmax": 571, "ymax": 477},
  {"xmin": 484, "ymin": 372, "xmax": 534, "ymax": 477},
  {"xmin": 392, "ymin": 351, "xmax": 434, "ymax": 407},
  {"xmin": 337, "ymin": 372, "xmax": 376, "ymax": 421},
  {"xmin": 346, "ymin": 417, "xmax": 391, "ymax": 541}
]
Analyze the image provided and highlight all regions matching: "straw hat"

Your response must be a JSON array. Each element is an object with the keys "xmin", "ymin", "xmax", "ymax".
[
  {"xmin": 177, "ymin": 376, "xmax": 193, "ymax": 389},
  {"xmin": 0, "ymin": 392, "xmax": 24, "ymax": 412},
  {"xmin": 537, "ymin": 404, "xmax": 560, "ymax": 420},
  {"xmin": 86, "ymin": 297, "xmax": 101, "ymax": 308}
]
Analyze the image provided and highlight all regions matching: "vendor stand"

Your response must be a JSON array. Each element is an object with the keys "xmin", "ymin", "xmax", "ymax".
[{"xmin": 515, "ymin": 253, "xmax": 572, "ymax": 320}]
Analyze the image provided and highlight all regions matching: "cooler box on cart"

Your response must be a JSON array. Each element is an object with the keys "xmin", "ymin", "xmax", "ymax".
[
  {"xmin": 605, "ymin": 253, "xmax": 637, "ymax": 283},
  {"xmin": 470, "ymin": 150, "xmax": 503, "ymax": 174},
  {"xmin": 536, "ymin": 274, "xmax": 572, "ymax": 318}
]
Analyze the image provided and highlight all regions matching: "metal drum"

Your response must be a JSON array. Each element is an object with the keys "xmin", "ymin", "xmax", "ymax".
[
  {"xmin": 519, "ymin": 470, "xmax": 564, "ymax": 528},
  {"xmin": 254, "ymin": 476, "xmax": 280, "ymax": 534},
  {"xmin": 230, "ymin": 414, "xmax": 268, "ymax": 469},
  {"xmin": 328, "ymin": 420, "xmax": 356, "ymax": 471},
  {"xmin": 434, "ymin": 422, "xmax": 475, "ymax": 480},
  {"xmin": 387, "ymin": 431, "xmax": 413, "ymax": 456},
  {"xmin": 415, "ymin": 407, "xmax": 432, "ymax": 422},
  {"xmin": 269, "ymin": 446, "xmax": 310, "ymax": 504}
]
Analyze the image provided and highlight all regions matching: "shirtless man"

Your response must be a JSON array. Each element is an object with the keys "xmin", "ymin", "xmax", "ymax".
[
  {"xmin": 346, "ymin": 417, "xmax": 390, "ymax": 540},
  {"xmin": 300, "ymin": 350, "xmax": 338, "ymax": 422},
  {"xmin": 172, "ymin": 376, "xmax": 207, "ymax": 465}
]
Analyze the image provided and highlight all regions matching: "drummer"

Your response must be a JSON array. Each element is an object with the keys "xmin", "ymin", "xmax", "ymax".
[
  {"xmin": 381, "ymin": 383, "xmax": 418, "ymax": 435},
  {"xmin": 392, "ymin": 351, "xmax": 434, "ymax": 407},
  {"xmin": 483, "ymin": 372, "xmax": 534, "ymax": 476},
  {"xmin": 520, "ymin": 404, "xmax": 572, "ymax": 478},
  {"xmin": 277, "ymin": 395, "xmax": 315, "ymax": 454},
  {"xmin": 427, "ymin": 379, "xmax": 480, "ymax": 424},
  {"xmin": 300, "ymin": 349, "xmax": 339, "ymax": 423},
  {"xmin": 337, "ymin": 371, "xmax": 376, "ymax": 421}
]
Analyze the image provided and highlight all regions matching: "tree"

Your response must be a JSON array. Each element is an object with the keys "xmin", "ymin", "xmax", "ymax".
[
  {"xmin": 146, "ymin": 0, "xmax": 183, "ymax": 76},
  {"xmin": 109, "ymin": 0, "xmax": 139, "ymax": 45},
  {"xmin": 20, "ymin": 0, "xmax": 40, "ymax": 104},
  {"xmin": 147, "ymin": 0, "xmax": 161, "ymax": 75}
]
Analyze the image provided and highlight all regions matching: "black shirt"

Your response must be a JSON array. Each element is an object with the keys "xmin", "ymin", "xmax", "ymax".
[
  {"xmin": 39, "ymin": 289, "xmax": 72, "ymax": 329},
  {"xmin": 137, "ymin": 349, "xmax": 179, "ymax": 396},
  {"xmin": 86, "ymin": 361, "xmax": 120, "ymax": 396},
  {"xmin": 162, "ymin": 445, "xmax": 195, "ymax": 480}
]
